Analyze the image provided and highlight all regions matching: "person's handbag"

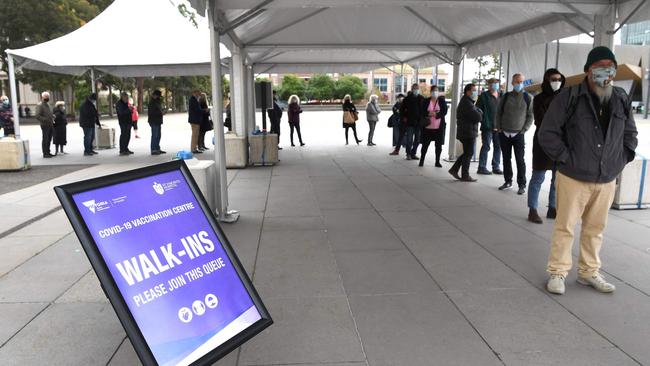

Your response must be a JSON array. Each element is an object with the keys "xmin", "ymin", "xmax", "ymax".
[
  {"xmin": 353, "ymin": 111, "xmax": 359, "ymax": 121},
  {"xmin": 387, "ymin": 114, "xmax": 396, "ymax": 128},
  {"xmin": 343, "ymin": 111, "xmax": 355, "ymax": 124}
]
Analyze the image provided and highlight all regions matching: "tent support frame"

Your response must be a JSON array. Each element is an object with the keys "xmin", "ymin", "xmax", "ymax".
[{"xmin": 7, "ymin": 54, "xmax": 20, "ymax": 138}]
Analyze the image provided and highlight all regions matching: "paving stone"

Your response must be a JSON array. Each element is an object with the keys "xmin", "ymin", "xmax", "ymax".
[
  {"xmin": 0, "ymin": 302, "xmax": 47, "ymax": 345},
  {"xmin": 322, "ymin": 209, "xmax": 403, "ymax": 252},
  {"xmin": 56, "ymin": 271, "xmax": 107, "ymax": 303},
  {"xmin": 0, "ymin": 235, "xmax": 61, "ymax": 277},
  {"xmin": 262, "ymin": 216, "xmax": 325, "ymax": 232},
  {"xmin": 254, "ymin": 230, "xmax": 344, "ymax": 298},
  {"xmin": 7, "ymin": 209, "xmax": 72, "ymax": 237},
  {"xmin": 0, "ymin": 303, "xmax": 124, "ymax": 366},
  {"xmin": 220, "ymin": 211, "xmax": 264, "ymax": 276},
  {"xmin": 239, "ymin": 296, "xmax": 365, "ymax": 365},
  {"xmin": 311, "ymin": 176, "xmax": 372, "ymax": 209},
  {"xmin": 349, "ymin": 293, "xmax": 502, "ymax": 366},
  {"xmin": 350, "ymin": 175, "xmax": 427, "ymax": 211}
]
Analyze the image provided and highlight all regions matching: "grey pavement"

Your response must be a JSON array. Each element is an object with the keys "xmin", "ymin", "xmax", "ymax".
[{"xmin": 1, "ymin": 112, "xmax": 650, "ymax": 365}]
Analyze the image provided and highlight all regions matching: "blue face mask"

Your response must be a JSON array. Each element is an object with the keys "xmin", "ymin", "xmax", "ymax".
[
  {"xmin": 591, "ymin": 66, "xmax": 616, "ymax": 88},
  {"xmin": 491, "ymin": 83, "xmax": 499, "ymax": 91},
  {"xmin": 471, "ymin": 90, "xmax": 478, "ymax": 100},
  {"xmin": 413, "ymin": 89, "xmax": 420, "ymax": 96},
  {"xmin": 513, "ymin": 83, "xmax": 524, "ymax": 92},
  {"xmin": 1, "ymin": 100, "xmax": 9, "ymax": 107}
]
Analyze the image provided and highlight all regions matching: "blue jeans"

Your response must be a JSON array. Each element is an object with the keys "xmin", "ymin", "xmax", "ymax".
[
  {"xmin": 528, "ymin": 169, "xmax": 557, "ymax": 209},
  {"xmin": 150, "ymin": 124, "xmax": 161, "ymax": 152},
  {"xmin": 83, "ymin": 127, "xmax": 95, "ymax": 153},
  {"xmin": 478, "ymin": 130, "xmax": 501, "ymax": 171}
]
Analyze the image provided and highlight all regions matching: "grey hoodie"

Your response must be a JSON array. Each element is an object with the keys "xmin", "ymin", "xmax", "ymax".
[{"xmin": 366, "ymin": 101, "xmax": 381, "ymax": 122}]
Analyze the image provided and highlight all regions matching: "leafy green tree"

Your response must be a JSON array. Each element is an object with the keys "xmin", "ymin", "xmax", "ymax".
[
  {"xmin": 278, "ymin": 75, "xmax": 306, "ymax": 101},
  {"xmin": 334, "ymin": 75, "xmax": 365, "ymax": 101},
  {"xmin": 306, "ymin": 74, "xmax": 335, "ymax": 102}
]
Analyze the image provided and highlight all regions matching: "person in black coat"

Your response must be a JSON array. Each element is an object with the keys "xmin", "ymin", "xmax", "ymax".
[
  {"xmin": 188, "ymin": 89, "xmax": 203, "ymax": 153},
  {"xmin": 115, "ymin": 92, "xmax": 133, "ymax": 155},
  {"xmin": 198, "ymin": 93, "xmax": 213, "ymax": 151},
  {"xmin": 53, "ymin": 101, "xmax": 67, "ymax": 154},
  {"xmin": 268, "ymin": 90, "xmax": 283, "ymax": 149},
  {"xmin": 148, "ymin": 89, "xmax": 166, "ymax": 155},
  {"xmin": 419, "ymin": 85, "xmax": 448, "ymax": 167},
  {"xmin": 527, "ymin": 68, "xmax": 566, "ymax": 223},
  {"xmin": 390, "ymin": 94, "xmax": 405, "ymax": 149},
  {"xmin": 342, "ymin": 94, "xmax": 362, "ymax": 145},
  {"xmin": 390, "ymin": 83, "xmax": 424, "ymax": 160},
  {"xmin": 79, "ymin": 93, "xmax": 100, "ymax": 156},
  {"xmin": 449, "ymin": 84, "xmax": 482, "ymax": 182}
]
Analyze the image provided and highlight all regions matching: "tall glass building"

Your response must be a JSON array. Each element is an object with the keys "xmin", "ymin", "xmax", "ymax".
[{"xmin": 621, "ymin": 20, "xmax": 650, "ymax": 45}]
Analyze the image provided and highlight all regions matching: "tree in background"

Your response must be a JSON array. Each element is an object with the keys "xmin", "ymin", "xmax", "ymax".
[
  {"xmin": 334, "ymin": 75, "xmax": 365, "ymax": 101},
  {"xmin": 278, "ymin": 75, "xmax": 306, "ymax": 102},
  {"xmin": 306, "ymin": 74, "xmax": 335, "ymax": 103},
  {"xmin": 473, "ymin": 53, "xmax": 502, "ymax": 90}
]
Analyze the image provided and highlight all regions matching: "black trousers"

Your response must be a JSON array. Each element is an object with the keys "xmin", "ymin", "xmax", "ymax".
[
  {"xmin": 119, "ymin": 122, "xmax": 131, "ymax": 153},
  {"xmin": 344, "ymin": 124, "xmax": 360, "ymax": 143},
  {"xmin": 499, "ymin": 132, "xmax": 527, "ymax": 187},
  {"xmin": 289, "ymin": 122, "xmax": 303, "ymax": 144},
  {"xmin": 198, "ymin": 130, "xmax": 207, "ymax": 148},
  {"xmin": 270, "ymin": 119, "xmax": 281, "ymax": 141},
  {"xmin": 41, "ymin": 124, "xmax": 53, "ymax": 155},
  {"xmin": 450, "ymin": 138, "xmax": 475, "ymax": 178},
  {"xmin": 420, "ymin": 128, "xmax": 442, "ymax": 165}
]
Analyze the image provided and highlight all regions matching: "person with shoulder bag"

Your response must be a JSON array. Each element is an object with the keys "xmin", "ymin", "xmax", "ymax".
[
  {"xmin": 419, "ymin": 85, "xmax": 448, "ymax": 167},
  {"xmin": 342, "ymin": 94, "xmax": 362, "ymax": 145}
]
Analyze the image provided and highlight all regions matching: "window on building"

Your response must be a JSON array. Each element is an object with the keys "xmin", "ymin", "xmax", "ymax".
[
  {"xmin": 374, "ymin": 78, "xmax": 388, "ymax": 92},
  {"xmin": 437, "ymin": 79, "xmax": 446, "ymax": 92},
  {"xmin": 419, "ymin": 78, "xmax": 427, "ymax": 84},
  {"xmin": 395, "ymin": 76, "xmax": 405, "ymax": 93}
]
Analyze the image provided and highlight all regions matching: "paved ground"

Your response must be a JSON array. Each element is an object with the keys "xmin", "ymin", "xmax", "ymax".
[
  {"xmin": 0, "ymin": 165, "xmax": 93, "ymax": 195},
  {"xmin": 1, "ymin": 111, "xmax": 650, "ymax": 365}
]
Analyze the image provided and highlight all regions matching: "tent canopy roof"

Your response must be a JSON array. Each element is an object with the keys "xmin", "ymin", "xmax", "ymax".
[
  {"xmin": 6, "ymin": 0, "xmax": 230, "ymax": 77},
  {"xmin": 189, "ymin": 0, "xmax": 649, "ymax": 73}
]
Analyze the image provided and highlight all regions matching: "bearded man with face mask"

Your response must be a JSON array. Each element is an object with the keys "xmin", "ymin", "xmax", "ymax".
[{"xmin": 539, "ymin": 46, "xmax": 638, "ymax": 295}]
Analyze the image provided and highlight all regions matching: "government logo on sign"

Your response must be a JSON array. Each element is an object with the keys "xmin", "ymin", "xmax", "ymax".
[
  {"xmin": 153, "ymin": 182, "xmax": 164, "ymax": 195},
  {"xmin": 82, "ymin": 200, "xmax": 96, "ymax": 213}
]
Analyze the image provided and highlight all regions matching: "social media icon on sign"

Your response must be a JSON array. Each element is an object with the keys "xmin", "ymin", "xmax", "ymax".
[
  {"xmin": 205, "ymin": 294, "xmax": 219, "ymax": 309},
  {"xmin": 178, "ymin": 307, "xmax": 193, "ymax": 323},
  {"xmin": 192, "ymin": 300, "xmax": 206, "ymax": 316}
]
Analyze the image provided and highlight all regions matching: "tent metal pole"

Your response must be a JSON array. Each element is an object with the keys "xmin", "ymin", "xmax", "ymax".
[
  {"xmin": 498, "ymin": 52, "xmax": 503, "ymax": 83},
  {"xmin": 505, "ymin": 50, "xmax": 511, "ymax": 92},
  {"xmin": 90, "ymin": 68, "xmax": 96, "ymax": 93},
  {"xmin": 447, "ymin": 47, "xmax": 463, "ymax": 161},
  {"xmin": 544, "ymin": 42, "xmax": 549, "ymax": 73},
  {"xmin": 555, "ymin": 41, "xmax": 560, "ymax": 69},
  {"xmin": 7, "ymin": 54, "xmax": 20, "ymax": 138},
  {"xmin": 400, "ymin": 64, "xmax": 405, "ymax": 93},
  {"xmin": 208, "ymin": 1, "xmax": 238, "ymax": 223}
]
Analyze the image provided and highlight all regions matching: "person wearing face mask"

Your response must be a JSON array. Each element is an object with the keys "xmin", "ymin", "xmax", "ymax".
[
  {"xmin": 390, "ymin": 83, "xmax": 424, "ymax": 159},
  {"xmin": 476, "ymin": 78, "xmax": 503, "ymax": 175},
  {"xmin": 539, "ymin": 47, "xmax": 637, "ymax": 295},
  {"xmin": 0, "ymin": 96, "xmax": 15, "ymax": 137},
  {"xmin": 267, "ymin": 90, "xmax": 283, "ymax": 150},
  {"xmin": 495, "ymin": 73, "xmax": 534, "ymax": 195},
  {"xmin": 35, "ymin": 92, "xmax": 55, "ymax": 158},
  {"xmin": 449, "ymin": 84, "xmax": 482, "ymax": 182},
  {"xmin": 527, "ymin": 68, "xmax": 565, "ymax": 224},
  {"xmin": 342, "ymin": 94, "xmax": 361, "ymax": 145},
  {"xmin": 79, "ymin": 93, "xmax": 101, "ymax": 156},
  {"xmin": 365, "ymin": 94, "xmax": 381, "ymax": 146},
  {"xmin": 52, "ymin": 101, "xmax": 68, "ymax": 155},
  {"xmin": 148, "ymin": 89, "xmax": 166, "ymax": 155},
  {"xmin": 389, "ymin": 94, "xmax": 405, "ymax": 149},
  {"xmin": 419, "ymin": 85, "xmax": 447, "ymax": 167}
]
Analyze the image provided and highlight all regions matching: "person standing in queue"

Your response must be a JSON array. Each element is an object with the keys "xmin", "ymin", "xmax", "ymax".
[
  {"xmin": 130, "ymin": 99, "xmax": 140, "ymax": 139},
  {"xmin": 79, "ymin": 93, "xmax": 100, "ymax": 156},
  {"xmin": 268, "ymin": 90, "xmax": 283, "ymax": 149},
  {"xmin": 188, "ymin": 89, "xmax": 203, "ymax": 153},
  {"xmin": 198, "ymin": 93, "xmax": 213, "ymax": 151},
  {"xmin": 390, "ymin": 83, "xmax": 424, "ymax": 160},
  {"xmin": 35, "ymin": 92, "xmax": 55, "ymax": 158},
  {"xmin": 342, "ymin": 94, "xmax": 362, "ymax": 145},
  {"xmin": 53, "ymin": 101, "xmax": 68, "ymax": 155},
  {"xmin": 448, "ymin": 84, "xmax": 482, "ymax": 182},
  {"xmin": 389, "ymin": 94, "xmax": 405, "ymax": 149},
  {"xmin": 116, "ymin": 92, "xmax": 134, "ymax": 156},
  {"xmin": 365, "ymin": 94, "xmax": 381, "ymax": 146},
  {"xmin": 540, "ymin": 47, "xmax": 637, "ymax": 295},
  {"xmin": 0, "ymin": 95, "xmax": 15, "ymax": 137},
  {"xmin": 495, "ymin": 73, "xmax": 534, "ymax": 195},
  {"xmin": 148, "ymin": 89, "xmax": 166, "ymax": 155},
  {"xmin": 527, "ymin": 68, "xmax": 565, "ymax": 224},
  {"xmin": 419, "ymin": 85, "xmax": 447, "ymax": 167},
  {"xmin": 476, "ymin": 78, "xmax": 503, "ymax": 175},
  {"xmin": 288, "ymin": 95, "xmax": 305, "ymax": 147}
]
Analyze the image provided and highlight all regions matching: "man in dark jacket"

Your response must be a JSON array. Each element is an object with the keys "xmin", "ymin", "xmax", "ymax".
[
  {"xmin": 390, "ymin": 83, "xmax": 424, "ymax": 160},
  {"xmin": 449, "ymin": 84, "xmax": 482, "ymax": 182},
  {"xmin": 188, "ymin": 89, "xmax": 203, "ymax": 153},
  {"xmin": 495, "ymin": 73, "xmax": 534, "ymax": 194},
  {"xmin": 35, "ymin": 92, "xmax": 55, "ymax": 158},
  {"xmin": 116, "ymin": 92, "xmax": 133, "ymax": 156},
  {"xmin": 267, "ymin": 90, "xmax": 283, "ymax": 149},
  {"xmin": 148, "ymin": 89, "xmax": 166, "ymax": 155},
  {"xmin": 539, "ymin": 46, "xmax": 638, "ymax": 295},
  {"xmin": 79, "ymin": 93, "xmax": 100, "ymax": 156},
  {"xmin": 528, "ymin": 68, "xmax": 565, "ymax": 224},
  {"xmin": 476, "ymin": 78, "xmax": 503, "ymax": 175}
]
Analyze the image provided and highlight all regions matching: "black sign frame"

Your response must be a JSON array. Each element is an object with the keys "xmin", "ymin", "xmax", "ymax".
[{"xmin": 54, "ymin": 160, "xmax": 272, "ymax": 366}]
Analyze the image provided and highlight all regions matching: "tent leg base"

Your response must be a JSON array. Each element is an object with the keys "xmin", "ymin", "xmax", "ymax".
[{"xmin": 218, "ymin": 210, "xmax": 240, "ymax": 223}]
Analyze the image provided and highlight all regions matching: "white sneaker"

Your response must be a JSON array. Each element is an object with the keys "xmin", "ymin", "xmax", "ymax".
[
  {"xmin": 577, "ymin": 273, "xmax": 616, "ymax": 293},
  {"xmin": 547, "ymin": 274, "xmax": 566, "ymax": 295}
]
